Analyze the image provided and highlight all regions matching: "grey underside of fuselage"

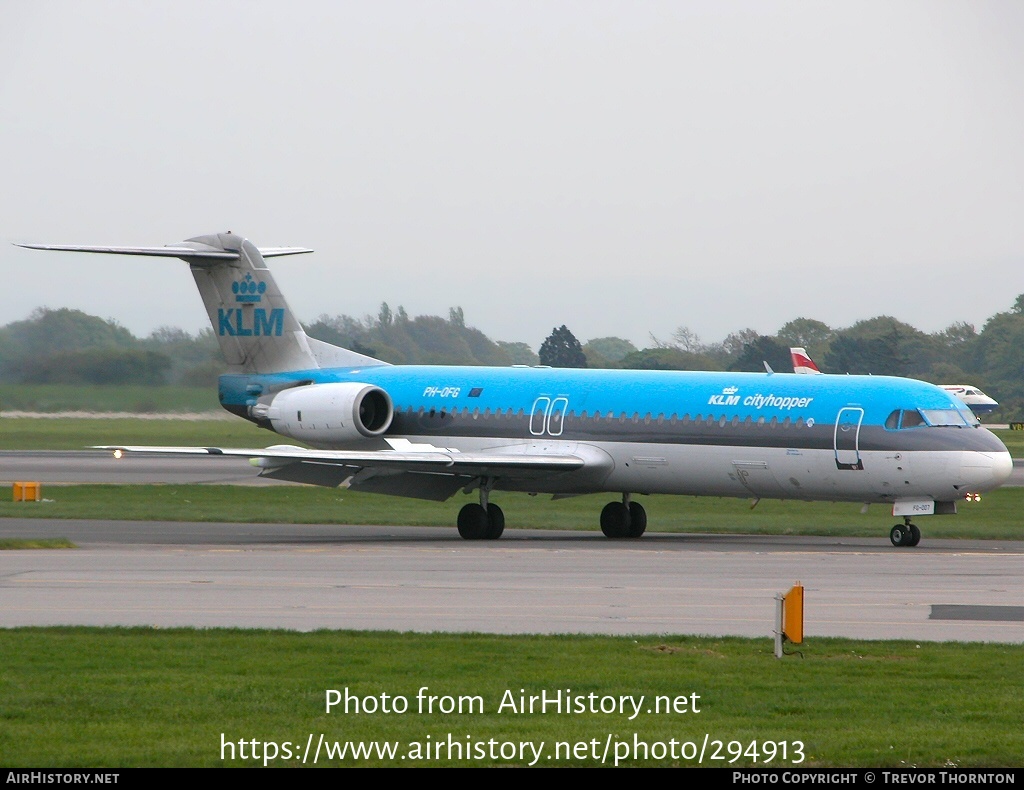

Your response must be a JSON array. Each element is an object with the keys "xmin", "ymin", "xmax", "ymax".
[{"xmin": 261, "ymin": 410, "xmax": 993, "ymax": 503}]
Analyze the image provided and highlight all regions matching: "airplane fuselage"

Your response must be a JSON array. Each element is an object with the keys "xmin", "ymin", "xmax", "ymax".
[
  {"xmin": 21, "ymin": 232, "xmax": 1011, "ymax": 544},
  {"xmin": 219, "ymin": 366, "xmax": 1011, "ymax": 506}
]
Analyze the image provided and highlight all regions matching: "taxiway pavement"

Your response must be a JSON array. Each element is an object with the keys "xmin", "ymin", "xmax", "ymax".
[{"xmin": 1, "ymin": 518, "xmax": 1021, "ymax": 642}]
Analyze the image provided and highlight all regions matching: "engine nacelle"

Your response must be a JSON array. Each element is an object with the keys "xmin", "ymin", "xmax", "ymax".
[{"xmin": 252, "ymin": 382, "xmax": 393, "ymax": 444}]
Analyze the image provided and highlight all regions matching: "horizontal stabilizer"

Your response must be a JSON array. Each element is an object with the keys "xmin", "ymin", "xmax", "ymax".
[
  {"xmin": 16, "ymin": 232, "xmax": 368, "ymax": 374},
  {"xmin": 14, "ymin": 243, "xmax": 313, "ymax": 260}
]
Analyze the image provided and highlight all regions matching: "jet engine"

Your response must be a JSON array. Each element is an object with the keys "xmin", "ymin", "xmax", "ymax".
[{"xmin": 251, "ymin": 382, "xmax": 393, "ymax": 444}]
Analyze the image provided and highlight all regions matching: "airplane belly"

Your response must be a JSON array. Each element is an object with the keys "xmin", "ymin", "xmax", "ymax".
[
  {"xmin": 867, "ymin": 450, "xmax": 956, "ymax": 501},
  {"xmin": 855, "ymin": 450, "xmax": 914, "ymax": 501},
  {"xmin": 603, "ymin": 443, "xmax": 769, "ymax": 497},
  {"xmin": 765, "ymin": 449, "xmax": 834, "ymax": 500}
]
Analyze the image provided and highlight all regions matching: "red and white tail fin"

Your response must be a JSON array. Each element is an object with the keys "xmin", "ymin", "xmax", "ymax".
[{"xmin": 790, "ymin": 347, "xmax": 822, "ymax": 375}]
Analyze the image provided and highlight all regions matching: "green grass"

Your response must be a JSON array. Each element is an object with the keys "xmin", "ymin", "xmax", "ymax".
[
  {"xmin": 0, "ymin": 384, "xmax": 219, "ymax": 414},
  {"xmin": 0, "ymin": 629, "xmax": 1019, "ymax": 767},
  {"xmin": 2, "ymin": 485, "xmax": 1021, "ymax": 540},
  {"xmin": 992, "ymin": 428, "xmax": 1023, "ymax": 457},
  {"xmin": 0, "ymin": 417, "xmax": 270, "ymax": 450},
  {"xmin": 0, "ymin": 537, "xmax": 74, "ymax": 549}
]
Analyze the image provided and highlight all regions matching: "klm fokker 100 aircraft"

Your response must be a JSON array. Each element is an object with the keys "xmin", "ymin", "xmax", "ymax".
[{"xmin": 19, "ymin": 233, "xmax": 1013, "ymax": 547}]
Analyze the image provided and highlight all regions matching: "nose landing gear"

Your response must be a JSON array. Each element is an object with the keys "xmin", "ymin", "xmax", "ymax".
[{"xmin": 890, "ymin": 518, "xmax": 921, "ymax": 547}]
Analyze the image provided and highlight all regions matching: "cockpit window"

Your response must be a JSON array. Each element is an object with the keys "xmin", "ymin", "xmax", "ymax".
[
  {"xmin": 900, "ymin": 410, "xmax": 926, "ymax": 428},
  {"xmin": 887, "ymin": 408, "xmax": 978, "ymax": 429},
  {"xmin": 920, "ymin": 409, "xmax": 972, "ymax": 427}
]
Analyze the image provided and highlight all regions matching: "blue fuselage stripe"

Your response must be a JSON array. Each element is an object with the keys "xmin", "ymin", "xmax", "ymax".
[{"xmin": 218, "ymin": 367, "xmax": 1004, "ymax": 453}]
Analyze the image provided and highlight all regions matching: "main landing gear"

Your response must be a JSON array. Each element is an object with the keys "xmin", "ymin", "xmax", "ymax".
[
  {"xmin": 457, "ymin": 484, "xmax": 504, "ymax": 540},
  {"xmin": 890, "ymin": 517, "xmax": 921, "ymax": 547},
  {"xmin": 456, "ymin": 490, "xmax": 648, "ymax": 541},
  {"xmin": 600, "ymin": 494, "xmax": 646, "ymax": 539}
]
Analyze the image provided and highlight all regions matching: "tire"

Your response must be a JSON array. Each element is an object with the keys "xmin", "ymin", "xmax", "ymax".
[
  {"xmin": 485, "ymin": 503, "xmax": 505, "ymax": 540},
  {"xmin": 889, "ymin": 525, "xmax": 907, "ymax": 547},
  {"xmin": 627, "ymin": 501, "xmax": 647, "ymax": 537},
  {"xmin": 907, "ymin": 524, "xmax": 921, "ymax": 547},
  {"xmin": 457, "ymin": 503, "xmax": 489, "ymax": 540},
  {"xmin": 600, "ymin": 501, "xmax": 630, "ymax": 538}
]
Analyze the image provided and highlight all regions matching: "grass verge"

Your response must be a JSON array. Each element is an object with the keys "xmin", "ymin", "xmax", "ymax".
[
  {"xmin": 0, "ymin": 417, "xmax": 269, "ymax": 450},
  {"xmin": 0, "ymin": 384, "xmax": 219, "ymax": 414},
  {"xmin": 0, "ymin": 628, "xmax": 1020, "ymax": 768},
  {"xmin": 0, "ymin": 537, "xmax": 74, "ymax": 549},
  {"xmin": 1, "ymin": 485, "xmax": 1021, "ymax": 540},
  {"xmin": 993, "ymin": 428, "xmax": 1023, "ymax": 457}
]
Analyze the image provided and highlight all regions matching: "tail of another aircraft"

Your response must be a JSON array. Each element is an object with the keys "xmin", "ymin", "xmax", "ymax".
[
  {"xmin": 17, "ymin": 232, "xmax": 386, "ymax": 374},
  {"xmin": 790, "ymin": 347, "xmax": 823, "ymax": 375}
]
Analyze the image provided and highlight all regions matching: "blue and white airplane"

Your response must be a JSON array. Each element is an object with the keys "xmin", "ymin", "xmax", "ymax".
[{"xmin": 18, "ymin": 233, "xmax": 1013, "ymax": 547}]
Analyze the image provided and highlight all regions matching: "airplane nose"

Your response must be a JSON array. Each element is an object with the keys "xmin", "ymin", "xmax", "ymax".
[{"xmin": 959, "ymin": 451, "xmax": 1014, "ymax": 491}]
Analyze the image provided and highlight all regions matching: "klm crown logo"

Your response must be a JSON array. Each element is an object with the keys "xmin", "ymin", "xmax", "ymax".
[
  {"xmin": 232, "ymin": 273, "xmax": 267, "ymax": 303},
  {"xmin": 708, "ymin": 384, "xmax": 741, "ymax": 407},
  {"xmin": 219, "ymin": 274, "xmax": 283, "ymax": 337}
]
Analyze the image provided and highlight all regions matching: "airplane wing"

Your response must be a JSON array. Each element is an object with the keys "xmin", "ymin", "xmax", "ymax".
[
  {"xmin": 95, "ymin": 443, "xmax": 591, "ymax": 500},
  {"xmin": 97, "ymin": 444, "xmax": 585, "ymax": 473}
]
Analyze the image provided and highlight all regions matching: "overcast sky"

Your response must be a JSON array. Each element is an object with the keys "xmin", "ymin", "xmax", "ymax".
[{"xmin": 2, "ymin": 1, "xmax": 1022, "ymax": 350}]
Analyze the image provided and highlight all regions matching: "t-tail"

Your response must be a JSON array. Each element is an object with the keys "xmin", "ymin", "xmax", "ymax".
[
  {"xmin": 16, "ymin": 232, "xmax": 386, "ymax": 375},
  {"xmin": 790, "ymin": 347, "xmax": 822, "ymax": 375}
]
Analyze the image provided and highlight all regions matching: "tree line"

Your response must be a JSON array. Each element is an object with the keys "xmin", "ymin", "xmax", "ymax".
[{"xmin": 0, "ymin": 294, "xmax": 1020, "ymax": 419}]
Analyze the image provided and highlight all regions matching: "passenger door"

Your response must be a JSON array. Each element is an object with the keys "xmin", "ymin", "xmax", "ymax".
[{"xmin": 834, "ymin": 407, "xmax": 864, "ymax": 470}]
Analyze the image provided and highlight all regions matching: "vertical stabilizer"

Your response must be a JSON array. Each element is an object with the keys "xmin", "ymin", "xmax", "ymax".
[
  {"xmin": 15, "ymin": 231, "xmax": 388, "ymax": 375},
  {"xmin": 186, "ymin": 233, "xmax": 320, "ymax": 373},
  {"xmin": 790, "ymin": 347, "xmax": 823, "ymax": 375}
]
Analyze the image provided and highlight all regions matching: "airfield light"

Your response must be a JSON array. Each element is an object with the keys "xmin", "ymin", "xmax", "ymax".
[{"xmin": 113, "ymin": 449, "xmax": 123, "ymax": 459}]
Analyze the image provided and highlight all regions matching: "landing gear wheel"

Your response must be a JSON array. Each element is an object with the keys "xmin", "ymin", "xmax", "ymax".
[
  {"xmin": 600, "ymin": 501, "xmax": 631, "ymax": 538},
  {"xmin": 890, "ymin": 524, "xmax": 908, "ymax": 547},
  {"xmin": 485, "ymin": 503, "xmax": 505, "ymax": 540},
  {"xmin": 458, "ymin": 503, "xmax": 490, "ymax": 540},
  {"xmin": 627, "ymin": 502, "xmax": 647, "ymax": 538},
  {"xmin": 907, "ymin": 524, "xmax": 921, "ymax": 547}
]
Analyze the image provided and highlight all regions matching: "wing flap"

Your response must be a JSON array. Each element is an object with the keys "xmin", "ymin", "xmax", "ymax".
[{"xmin": 95, "ymin": 445, "xmax": 586, "ymax": 476}]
